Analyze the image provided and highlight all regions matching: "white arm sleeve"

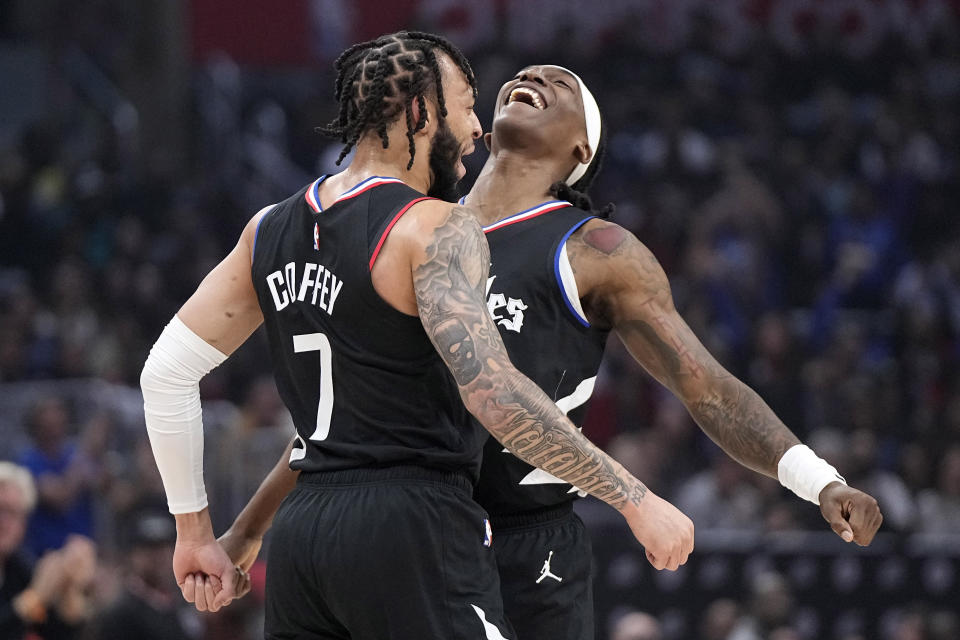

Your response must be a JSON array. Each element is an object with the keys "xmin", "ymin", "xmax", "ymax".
[{"xmin": 141, "ymin": 315, "xmax": 228, "ymax": 514}]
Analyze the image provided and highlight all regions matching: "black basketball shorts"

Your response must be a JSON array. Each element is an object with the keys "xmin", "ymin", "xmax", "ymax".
[
  {"xmin": 492, "ymin": 506, "xmax": 595, "ymax": 640},
  {"xmin": 264, "ymin": 466, "xmax": 515, "ymax": 640}
]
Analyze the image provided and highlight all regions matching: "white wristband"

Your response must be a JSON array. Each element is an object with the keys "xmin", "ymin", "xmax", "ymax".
[
  {"xmin": 141, "ymin": 315, "xmax": 227, "ymax": 514},
  {"xmin": 777, "ymin": 444, "xmax": 846, "ymax": 505}
]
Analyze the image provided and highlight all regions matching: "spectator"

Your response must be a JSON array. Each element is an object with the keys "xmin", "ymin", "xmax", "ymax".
[
  {"xmin": 17, "ymin": 398, "xmax": 104, "ymax": 556},
  {"xmin": 207, "ymin": 376, "xmax": 292, "ymax": 533},
  {"xmin": 674, "ymin": 455, "xmax": 764, "ymax": 531},
  {"xmin": 727, "ymin": 571, "xmax": 796, "ymax": 640},
  {"xmin": 843, "ymin": 428, "xmax": 916, "ymax": 532},
  {"xmin": 916, "ymin": 444, "xmax": 960, "ymax": 534},
  {"xmin": 610, "ymin": 610, "xmax": 663, "ymax": 640},
  {"xmin": 0, "ymin": 461, "xmax": 96, "ymax": 639},
  {"xmin": 700, "ymin": 599, "xmax": 740, "ymax": 640},
  {"xmin": 86, "ymin": 503, "xmax": 201, "ymax": 640}
]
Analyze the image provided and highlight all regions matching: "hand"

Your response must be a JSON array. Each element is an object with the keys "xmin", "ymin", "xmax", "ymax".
[
  {"xmin": 30, "ymin": 551, "xmax": 68, "ymax": 603},
  {"xmin": 819, "ymin": 481, "xmax": 883, "ymax": 546},
  {"xmin": 60, "ymin": 535, "xmax": 97, "ymax": 589},
  {"xmin": 218, "ymin": 527, "xmax": 263, "ymax": 573},
  {"xmin": 196, "ymin": 565, "xmax": 252, "ymax": 602},
  {"xmin": 621, "ymin": 492, "xmax": 695, "ymax": 571},
  {"xmin": 173, "ymin": 528, "xmax": 238, "ymax": 613}
]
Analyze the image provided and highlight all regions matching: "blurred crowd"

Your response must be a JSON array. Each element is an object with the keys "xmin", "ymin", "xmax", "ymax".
[{"xmin": 1, "ymin": 1, "xmax": 960, "ymax": 639}]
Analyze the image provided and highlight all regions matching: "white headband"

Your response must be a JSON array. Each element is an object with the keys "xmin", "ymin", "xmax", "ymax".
[{"xmin": 553, "ymin": 66, "xmax": 602, "ymax": 186}]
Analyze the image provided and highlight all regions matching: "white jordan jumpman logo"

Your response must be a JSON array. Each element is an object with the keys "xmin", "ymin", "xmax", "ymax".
[{"xmin": 536, "ymin": 551, "xmax": 562, "ymax": 584}]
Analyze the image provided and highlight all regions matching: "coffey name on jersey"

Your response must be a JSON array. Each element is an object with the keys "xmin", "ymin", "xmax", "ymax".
[
  {"xmin": 474, "ymin": 200, "xmax": 610, "ymax": 517},
  {"xmin": 251, "ymin": 176, "xmax": 482, "ymax": 478}
]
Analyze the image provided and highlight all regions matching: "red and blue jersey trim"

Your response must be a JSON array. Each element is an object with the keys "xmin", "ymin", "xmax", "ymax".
[
  {"xmin": 554, "ymin": 217, "xmax": 596, "ymax": 327},
  {"xmin": 482, "ymin": 200, "xmax": 572, "ymax": 234},
  {"xmin": 304, "ymin": 175, "xmax": 405, "ymax": 213},
  {"xmin": 368, "ymin": 197, "xmax": 436, "ymax": 270}
]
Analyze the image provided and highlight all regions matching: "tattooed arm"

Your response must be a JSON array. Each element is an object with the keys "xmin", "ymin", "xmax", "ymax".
[
  {"xmin": 570, "ymin": 218, "xmax": 799, "ymax": 477},
  {"xmin": 570, "ymin": 219, "xmax": 882, "ymax": 544},
  {"xmin": 404, "ymin": 201, "xmax": 693, "ymax": 568}
]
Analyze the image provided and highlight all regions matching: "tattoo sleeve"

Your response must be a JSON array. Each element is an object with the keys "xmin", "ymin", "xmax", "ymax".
[
  {"xmin": 570, "ymin": 220, "xmax": 801, "ymax": 479},
  {"xmin": 413, "ymin": 206, "xmax": 648, "ymax": 510}
]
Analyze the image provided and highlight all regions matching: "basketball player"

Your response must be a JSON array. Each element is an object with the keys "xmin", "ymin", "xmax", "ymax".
[
  {"xmin": 462, "ymin": 64, "xmax": 882, "ymax": 640},
  {"xmin": 140, "ymin": 33, "xmax": 694, "ymax": 640},
  {"xmin": 214, "ymin": 63, "xmax": 883, "ymax": 640}
]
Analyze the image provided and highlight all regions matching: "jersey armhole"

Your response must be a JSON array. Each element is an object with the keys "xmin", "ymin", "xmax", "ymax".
[
  {"xmin": 554, "ymin": 217, "xmax": 596, "ymax": 328},
  {"xmin": 250, "ymin": 203, "xmax": 279, "ymax": 263},
  {"xmin": 368, "ymin": 197, "xmax": 436, "ymax": 271}
]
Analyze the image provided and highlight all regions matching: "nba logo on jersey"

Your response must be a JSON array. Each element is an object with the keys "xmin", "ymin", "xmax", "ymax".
[
  {"xmin": 313, "ymin": 223, "xmax": 320, "ymax": 250},
  {"xmin": 483, "ymin": 518, "xmax": 493, "ymax": 547}
]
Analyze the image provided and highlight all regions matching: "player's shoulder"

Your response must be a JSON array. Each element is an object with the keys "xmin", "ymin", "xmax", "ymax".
[
  {"xmin": 568, "ymin": 217, "xmax": 643, "ymax": 260},
  {"xmin": 566, "ymin": 218, "xmax": 667, "ymax": 293},
  {"xmin": 395, "ymin": 199, "xmax": 485, "ymax": 242},
  {"xmin": 241, "ymin": 202, "xmax": 282, "ymax": 251},
  {"xmin": 245, "ymin": 177, "xmax": 320, "ymax": 245}
]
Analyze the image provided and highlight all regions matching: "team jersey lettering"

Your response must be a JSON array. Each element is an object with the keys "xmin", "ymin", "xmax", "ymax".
[
  {"xmin": 474, "ymin": 205, "xmax": 609, "ymax": 516},
  {"xmin": 252, "ymin": 179, "xmax": 483, "ymax": 479},
  {"xmin": 266, "ymin": 261, "xmax": 345, "ymax": 315},
  {"xmin": 486, "ymin": 275, "xmax": 528, "ymax": 333}
]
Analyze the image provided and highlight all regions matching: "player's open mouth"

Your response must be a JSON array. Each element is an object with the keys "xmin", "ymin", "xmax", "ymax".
[
  {"xmin": 457, "ymin": 143, "xmax": 474, "ymax": 179},
  {"xmin": 506, "ymin": 86, "xmax": 545, "ymax": 110}
]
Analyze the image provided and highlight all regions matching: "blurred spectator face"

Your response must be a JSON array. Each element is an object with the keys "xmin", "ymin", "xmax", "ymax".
[
  {"xmin": 899, "ymin": 443, "xmax": 932, "ymax": 491},
  {"xmin": 751, "ymin": 572, "xmax": 793, "ymax": 628},
  {"xmin": 756, "ymin": 313, "xmax": 790, "ymax": 361},
  {"xmin": 700, "ymin": 598, "xmax": 738, "ymax": 640},
  {"xmin": 0, "ymin": 481, "xmax": 29, "ymax": 557},
  {"xmin": 891, "ymin": 611, "xmax": 925, "ymax": 640},
  {"xmin": 610, "ymin": 611, "xmax": 662, "ymax": 640},
  {"xmin": 848, "ymin": 428, "xmax": 878, "ymax": 476},
  {"xmin": 130, "ymin": 543, "xmax": 176, "ymax": 591},
  {"xmin": 126, "ymin": 510, "xmax": 178, "ymax": 591},
  {"xmin": 29, "ymin": 397, "xmax": 69, "ymax": 449}
]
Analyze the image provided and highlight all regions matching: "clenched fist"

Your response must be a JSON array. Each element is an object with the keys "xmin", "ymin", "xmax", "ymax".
[
  {"xmin": 622, "ymin": 491, "xmax": 695, "ymax": 571},
  {"xmin": 819, "ymin": 481, "xmax": 883, "ymax": 546}
]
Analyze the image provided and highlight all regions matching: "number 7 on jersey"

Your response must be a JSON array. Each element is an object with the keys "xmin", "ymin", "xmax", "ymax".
[{"xmin": 293, "ymin": 332, "xmax": 334, "ymax": 441}]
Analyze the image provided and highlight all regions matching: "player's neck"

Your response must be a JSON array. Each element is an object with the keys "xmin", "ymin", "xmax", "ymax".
[
  {"xmin": 467, "ymin": 151, "xmax": 565, "ymax": 226},
  {"xmin": 323, "ymin": 136, "xmax": 431, "ymax": 199}
]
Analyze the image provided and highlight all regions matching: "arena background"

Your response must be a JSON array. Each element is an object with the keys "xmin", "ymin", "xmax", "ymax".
[{"xmin": 1, "ymin": 1, "xmax": 959, "ymax": 638}]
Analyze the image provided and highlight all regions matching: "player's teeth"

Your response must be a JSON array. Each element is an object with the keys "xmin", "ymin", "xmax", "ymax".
[{"xmin": 508, "ymin": 87, "xmax": 544, "ymax": 109}]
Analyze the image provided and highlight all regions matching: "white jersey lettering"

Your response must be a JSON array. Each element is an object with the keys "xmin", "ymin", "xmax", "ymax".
[
  {"xmin": 267, "ymin": 271, "xmax": 290, "ymax": 310},
  {"xmin": 265, "ymin": 262, "xmax": 345, "ymax": 316}
]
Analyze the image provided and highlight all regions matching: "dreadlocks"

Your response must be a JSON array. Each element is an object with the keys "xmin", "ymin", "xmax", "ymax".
[
  {"xmin": 319, "ymin": 31, "xmax": 477, "ymax": 170},
  {"xmin": 549, "ymin": 125, "xmax": 615, "ymax": 218}
]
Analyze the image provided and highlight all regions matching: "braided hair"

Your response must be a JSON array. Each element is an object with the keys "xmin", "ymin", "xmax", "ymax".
[
  {"xmin": 548, "ymin": 121, "xmax": 615, "ymax": 218},
  {"xmin": 319, "ymin": 31, "xmax": 477, "ymax": 169}
]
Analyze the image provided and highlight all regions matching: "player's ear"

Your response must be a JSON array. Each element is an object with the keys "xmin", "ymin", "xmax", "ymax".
[
  {"xmin": 483, "ymin": 132, "xmax": 492, "ymax": 151},
  {"xmin": 573, "ymin": 141, "xmax": 592, "ymax": 166},
  {"xmin": 410, "ymin": 96, "xmax": 435, "ymax": 137}
]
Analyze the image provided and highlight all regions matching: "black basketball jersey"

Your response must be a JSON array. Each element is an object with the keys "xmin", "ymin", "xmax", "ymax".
[
  {"xmin": 251, "ymin": 176, "xmax": 483, "ymax": 479},
  {"xmin": 473, "ymin": 200, "xmax": 610, "ymax": 517}
]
